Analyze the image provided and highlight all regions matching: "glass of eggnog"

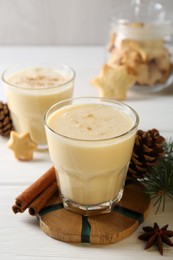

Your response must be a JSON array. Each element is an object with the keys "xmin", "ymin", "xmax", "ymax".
[
  {"xmin": 44, "ymin": 97, "xmax": 139, "ymax": 215},
  {"xmin": 2, "ymin": 62, "xmax": 75, "ymax": 149}
]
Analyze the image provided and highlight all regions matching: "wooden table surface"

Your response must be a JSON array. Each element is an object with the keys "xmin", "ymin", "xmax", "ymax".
[{"xmin": 0, "ymin": 46, "xmax": 173, "ymax": 260}]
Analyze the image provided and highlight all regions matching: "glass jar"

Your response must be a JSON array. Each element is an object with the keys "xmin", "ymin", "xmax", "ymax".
[{"xmin": 107, "ymin": 0, "xmax": 173, "ymax": 93}]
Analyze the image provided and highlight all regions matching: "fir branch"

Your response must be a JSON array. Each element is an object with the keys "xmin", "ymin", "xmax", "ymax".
[
  {"xmin": 141, "ymin": 138, "xmax": 173, "ymax": 213},
  {"xmin": 164, "ymin": 137, "xmax": 173, "ymax": 159}
]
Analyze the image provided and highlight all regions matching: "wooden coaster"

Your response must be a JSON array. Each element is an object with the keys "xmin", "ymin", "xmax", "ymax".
[{"xmin": 37, "ymin": 181, "xmax": 150, "ymax": 244}]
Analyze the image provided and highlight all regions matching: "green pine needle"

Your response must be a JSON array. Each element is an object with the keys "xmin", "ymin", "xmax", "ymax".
[
  {"xmin": 164, "ymin": 137, "xmax": 173, "ymax": 156},
  {"xmin": 141, "ymin": 138, "xmax": 173, "ymax": 214}
]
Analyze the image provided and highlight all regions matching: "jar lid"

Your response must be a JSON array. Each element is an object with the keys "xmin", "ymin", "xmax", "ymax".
[{"xmin": 111, "ymin": 0, "xmax": 173, "ymax": 40}]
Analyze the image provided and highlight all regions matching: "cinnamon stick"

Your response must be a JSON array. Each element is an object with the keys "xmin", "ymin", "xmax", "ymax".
[
  {"xmin": 28, "ymin": 181, "xmax": 58, "ymax": 216},
  {"xmin": 12, "ymin": 166, "xmax": 56, "ymax": 213}
]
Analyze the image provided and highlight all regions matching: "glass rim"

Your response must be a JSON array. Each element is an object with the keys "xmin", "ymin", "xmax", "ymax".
[
  {"xmin": 44, "ymin": 97, "xmax": 139, "ymax": 142},
  {"xmin": 1, "ymin": 62, "xmax": 76, "ymax": 91}
]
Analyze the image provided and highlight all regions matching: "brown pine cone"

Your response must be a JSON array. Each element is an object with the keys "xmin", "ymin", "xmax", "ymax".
[
  {"xmin": 128, "ymin": 129, "xmax": 165, "ymax": 179},
  {"xmin": 0, "ymin": 101, "xmax": 14, "ymax": 136}
]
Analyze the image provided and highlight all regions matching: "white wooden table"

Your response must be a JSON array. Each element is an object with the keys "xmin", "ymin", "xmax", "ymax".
[{"xmin": 0, "ymin": 46, "xmax": 173, "ymax": 260}]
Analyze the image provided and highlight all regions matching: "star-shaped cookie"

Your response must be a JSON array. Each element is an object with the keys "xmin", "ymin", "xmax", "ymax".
[
  {"xmin": 7, "ymin": 131, "xmax": 37, "ymax": 161},
  {"xmin": 91, "ymin": 64, "xmax": 136, "ymax": 100}
]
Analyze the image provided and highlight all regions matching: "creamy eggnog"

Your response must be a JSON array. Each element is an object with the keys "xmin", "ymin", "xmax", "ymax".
[
  {"xmin": 45, "ymin": 98, "xmax": 139, "ymax": 215},
  {"xmin": 3, "ymin": 64, "xmax": 75, "ymax": 148}
]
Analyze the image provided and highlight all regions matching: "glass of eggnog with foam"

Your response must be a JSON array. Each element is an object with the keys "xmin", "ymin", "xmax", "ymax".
[
  {"xmin": 2, "ymin": 63, "xmax": 75, "ymax": 149},
  {"xmin": 44, "ymin": 97, "xmax": 139, "ymax": 215}
]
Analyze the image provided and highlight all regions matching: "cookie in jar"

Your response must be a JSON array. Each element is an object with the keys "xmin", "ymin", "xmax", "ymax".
[{"xmin": 92, "ymin": 0, "xmax": 173, "ymax": 99}]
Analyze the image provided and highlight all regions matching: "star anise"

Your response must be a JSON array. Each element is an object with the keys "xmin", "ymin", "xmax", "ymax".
[{"xmin": 138, "ymin": 222, "xmax": 173, "ymax": 255}]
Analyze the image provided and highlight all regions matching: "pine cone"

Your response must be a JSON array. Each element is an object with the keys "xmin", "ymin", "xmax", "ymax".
[
  {"xmin": 128, "ymin": 129, "xmax": 165, "ymax": 179},
  {"xmin": 0, "ymin": 101, "xmax": 14, "ymax": 136}
]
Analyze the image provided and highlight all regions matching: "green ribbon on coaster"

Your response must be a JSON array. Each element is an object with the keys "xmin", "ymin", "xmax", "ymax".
[
  {"xmin": 81, "ymin": 216, "xmax": 91, "ymax": 243},
  {"xmin": 39, "ymin": 203, "xmax": 91, "ymax": 243},
  {"xmin": 38, "ymin": 178, "xmax": 143, "ymax": 244},
  {"xmin": 39, "ymin": 203, "xmax": 64, "ymax": 216},
  {"xmin": 113, "ymin": 205, "xmax": 144, "ymax": 224}
]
